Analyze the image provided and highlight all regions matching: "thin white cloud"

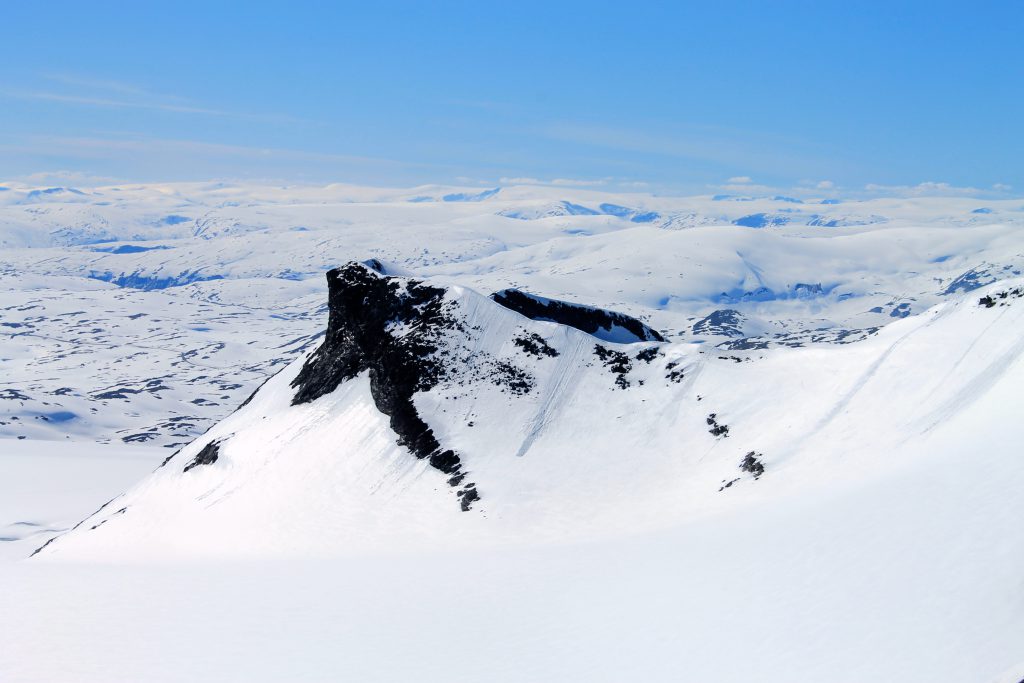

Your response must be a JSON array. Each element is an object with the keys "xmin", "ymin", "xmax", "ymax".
[
  {"xmin": 993, "ymin": 183, "xmax": 1013, "ymax": 192},
  {"xmin": 18, "ymin": 169, "xmax": 123, "ymax": 185},
  {"xmin": 498, "ymin": 176, "xmax": 607, "ymax": 187},
  {"xmin": 1, "ymin": 134, "xmax": 441, "ymax": 171},
  {"xmin": 709, "ymin": 182, "xmax": 777, "ymax": 195},
  {"xmin": 863, "ymin": 181, "xmax": 986, "ymax": 197},
  {"xmin": 499, "ymin": 177, "xmax": 543, "ymax": 185},
  {"xmin": 2, "ymin": 73, "xmax": 302, "ymax": 123},
  {"xmin": 2, "ymin": 89, "xmax": 230, "ymax": 116},
  {"xmin": 700, "ymin": 179, "xmax": 1017, "ymax": 200},
  {"xmin": 539, "ymin": 121, "xmax": 832, "ymax": 178},
  {"xmin": 40, "ymin": 72, "xmax": 173, "ymax": 99},
  {"xmin": 727, "ymin": 176, "xmax": 752, "ymax": 184},
  {"xmin": 551, "ymin": 178, "xmax": 607, "ymax": 187}
]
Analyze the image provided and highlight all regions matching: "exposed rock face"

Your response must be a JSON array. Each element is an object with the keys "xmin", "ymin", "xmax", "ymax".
[
  {"xmin": 290, "ymin": 263, "xmax": 479, "ymax": 509},
  {"xmin": 692, "ymin": 309, "xmax": 745, "ymax": 337},
  {"xmin": 706, "ymin": 413, "xmax": 729, "ymax": 438},
  {"xmin": 284, "ymin": 264, "xmax": 673, "ymax": 512},
  {"xmin": 492, "ymin": 288, "xmax": 665, "ymax": 343},
  {"xmin": 979, "ymin": 286, "xmax": 1024, "ymax": 308},
  {"xmin": 740, "ymin": 451, "xmax": 765, "ymax": 479},
  {"xmin": 183, "ymin": 440, "xmax": 221, "ymax": 473},
  {"xmin": 593, "ymin": 344, "xmax": 633, "ymax": 389},
  {"xmin": 513, "ymin": 332, "xmax": 559, "ymax": 358}
]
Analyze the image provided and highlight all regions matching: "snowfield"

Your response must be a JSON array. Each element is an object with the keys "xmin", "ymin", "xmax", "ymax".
[
  {"xmin": 1, "ymin": 181, "xmax": 1023, "ymax": 682},
  {"xmin": 2, "ymin": 181, "xmax": 1022, "ymax": 447}
]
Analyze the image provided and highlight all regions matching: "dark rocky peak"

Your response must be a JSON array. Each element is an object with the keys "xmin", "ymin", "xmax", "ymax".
[
  {"xmin": 290, "ymin": 262, "xmax": 478, "ymax": 510},
  {"xmin": 491, "ymin": 288, "xmax": 666, "ymax": 343},
  {"xmin": 285, "ymin": 264, "xmax": 668, "ymax": 512},
  {"xmin": 692, "ymin": 309, "xmax": 745, "ymax": 338}
]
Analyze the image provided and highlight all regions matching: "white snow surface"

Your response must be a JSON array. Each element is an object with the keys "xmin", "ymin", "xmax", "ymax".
[
  {"xmin": 0, "ymin": 440, "xmax": 162, "ymax": 560},
  {"xmin": 1, "ymin": 181, "xmax": 1023, "ymax": 681},
  {"xmin": 2, "ymin": 181, "xmax": 1023, "ymax": 446}
]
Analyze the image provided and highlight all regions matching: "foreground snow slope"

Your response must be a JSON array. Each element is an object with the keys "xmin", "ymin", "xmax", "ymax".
[
  {"xmin": 35, "ymin": 263, "xmax": 1024, "ymax": 564},
  {"xmin": 3, "ymin": 361, "xmax": 1022, "ymax": 681},
  {"xmin": 0, "ymin": 441, "xmax": 162, "ymax": 560}
]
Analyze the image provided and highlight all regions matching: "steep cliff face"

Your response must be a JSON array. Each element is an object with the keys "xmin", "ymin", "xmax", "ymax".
[
  {"xmin": 491, "ymin": 288, "xmax": 665, "ymax": 343},
  {"xmin": 290, "ymin": 262, "xmax": 478, "ymax": 509}
]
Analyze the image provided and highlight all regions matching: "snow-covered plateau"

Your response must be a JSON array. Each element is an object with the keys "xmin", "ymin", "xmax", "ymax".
[{"xmin": 1, "ymin": 181, "xmax": 1022, "ymax": 682}]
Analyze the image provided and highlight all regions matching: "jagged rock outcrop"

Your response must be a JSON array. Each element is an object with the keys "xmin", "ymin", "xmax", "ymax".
[
  {"xmin": 287, "ymin": 265, "xmax": 673, "ymax": 511},
  {"xmin": 290, "ymin": 263, "xmax": 479, "ymax": 509},
  {"xmin": 692, "ymin": 309, "xmax": 745, "ymax": 337},
  {"xmin": 492, "ymin": 288, "xmax": 665, "ymax": 343}
]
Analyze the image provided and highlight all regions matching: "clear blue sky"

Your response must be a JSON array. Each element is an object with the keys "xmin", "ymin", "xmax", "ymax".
[{"xmin": 1, "ymin": 1, "xmax": 1021, "ymax": 194}]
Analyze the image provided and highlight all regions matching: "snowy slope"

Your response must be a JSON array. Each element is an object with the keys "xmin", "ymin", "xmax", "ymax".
[
  {"xmin": 4, "ymin": 182, "xmax": 1024, "ymax": 682},
  {"xmin": 5, "ymin": 370, "xmax": 1024, "ymax": 683},
  {"xmin": 35, "ymin": 264, "xmax": 1024, "ymax": 561}
]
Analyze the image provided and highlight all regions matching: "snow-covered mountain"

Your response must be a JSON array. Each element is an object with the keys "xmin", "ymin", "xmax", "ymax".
[
  {"xmin": 34, "ymin": 260, "xmax": 1024, "ymax": 560},
  {"xmin": 4, "ymin": 181, "xmax": 1024, "ymax": 451},
  {"xmin": 4, "ymin": 181, "xmax": 1024, "ymax": 682}
]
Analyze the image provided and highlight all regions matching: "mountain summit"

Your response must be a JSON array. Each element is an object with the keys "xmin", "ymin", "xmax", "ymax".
[{"xmin": 34, "ymin": 264, "xmax": 1024, "ymax": 560}]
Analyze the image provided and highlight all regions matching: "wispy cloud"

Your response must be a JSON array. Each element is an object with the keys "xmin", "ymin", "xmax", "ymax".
[
  {"xmin": 41, "ymin": 72, "xmax": 174, "ymax": 99},
  {"xmin": 1, "ymin": 133, "xmax": 444, "ymax": 171},
  {"xmin": 499, "ymin": 176, "xmax": 609, "ymax": 187},
  {"xmin": 552, "ymin": 178, "xmax": 607, "ymax": 187},
  {"xmin": 2, "ymin": 89, "xmax": 231, "ymax": 116},
  {"xmin": 1, "ymin": 72, "xmax": 300, "ymax": 123},
  {"xmin": 701, "ymin": 178, "xmax": 1016, "ymax": 200},
  {"xmin": 862, "ymin": 181, "xmax": 989, "ymax": 197},
  {"xmin": 18, "ymin": 169, "xmax": 124, "ymax": 185},
  {"xmin": 538, "ymin": 121, "xmax": 836, "ymax": 179},
  {"xmin": 710, "ymin": 182, "xmax": 777, "ymax": 195},
  {"xmin": 866, "ymin": 181, "xmax": 1022, "ymax": 198}
]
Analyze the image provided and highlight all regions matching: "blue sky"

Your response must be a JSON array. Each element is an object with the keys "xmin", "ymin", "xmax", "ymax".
[{"xmin": 1, "ymin": 1, "xmax": 1021, "ymax": 195}]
